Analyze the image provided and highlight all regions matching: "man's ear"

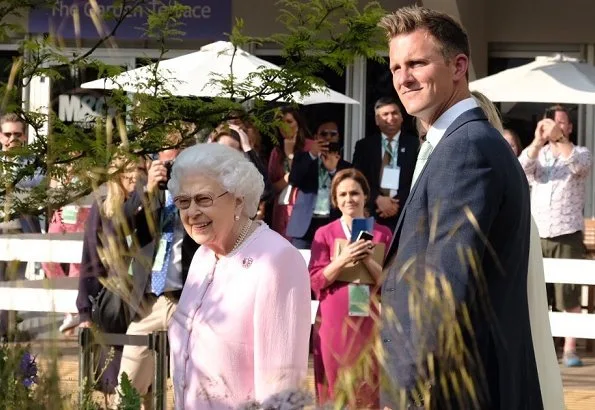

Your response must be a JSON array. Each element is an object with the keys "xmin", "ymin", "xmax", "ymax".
[{"xmin": 452, "ymin": 53, "xmax": 469, "ymax": 82}]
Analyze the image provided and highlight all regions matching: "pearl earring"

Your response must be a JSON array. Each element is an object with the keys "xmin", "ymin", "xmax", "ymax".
[{"xmin": 234, "ymin": 215, "xmax": 240, "ymax": 221}]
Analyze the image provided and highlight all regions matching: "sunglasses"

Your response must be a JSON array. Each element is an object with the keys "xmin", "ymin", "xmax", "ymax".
[
  {"xmin": 2, "ymin": 132, "xmax": 24, "ymax": 139},
  {"xmin": 319, "ymin": 130, "xmax": 339, "ymax": 138},
  {"xmin": 174, "ymin": 191, "xmax": 228, "ymax": 210}
]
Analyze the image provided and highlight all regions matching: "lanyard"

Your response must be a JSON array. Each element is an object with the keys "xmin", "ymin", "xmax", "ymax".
[
  {"xmin": 382, "ymin": 138, "xmax": 399, "ymax": 168},
  {"xmin": 318, "ymin": 160, "xmax": 330, "ymax": 189},
  {"xmin": 544, "ymin": 149, "xmax": 558, "ymax": 182},
  {"xmin": 340, "ymin": 218, "xmax": 351, "ymax": 240}
]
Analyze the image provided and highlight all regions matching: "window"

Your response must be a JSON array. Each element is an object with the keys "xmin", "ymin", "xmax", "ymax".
[{"xmin": 50, "ymin": 64, "xmax": 126, "ymax": 128}]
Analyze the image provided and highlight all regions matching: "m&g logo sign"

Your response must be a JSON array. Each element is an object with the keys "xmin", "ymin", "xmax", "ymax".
[{"xmin": 57, "ymin": 94, "xmax": 116, "ymax": 127}]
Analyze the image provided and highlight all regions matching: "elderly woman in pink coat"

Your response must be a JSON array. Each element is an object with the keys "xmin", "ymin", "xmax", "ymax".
[{"xmin": 167, "ymin": 143, "xmax": 311, "ymax": 409}]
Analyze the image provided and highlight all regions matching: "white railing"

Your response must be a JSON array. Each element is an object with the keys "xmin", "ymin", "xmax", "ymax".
[
  {"xmin": 542, "ymin": 258, "xmax": 595, "ymax": 339},
  {"xmin": 0, "ymin": 234, "xmax": 594, "ymax": 337}
]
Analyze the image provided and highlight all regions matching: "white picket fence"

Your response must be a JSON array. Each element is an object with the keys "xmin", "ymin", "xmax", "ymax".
[{"xmin": 0, "ymin": 233, "xmax": 594, "ymax": 337}]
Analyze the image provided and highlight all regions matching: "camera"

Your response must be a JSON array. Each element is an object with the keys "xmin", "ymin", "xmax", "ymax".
[{"xmin": 158, "ymin": 161, "xmax": 173, "ymax": 190}]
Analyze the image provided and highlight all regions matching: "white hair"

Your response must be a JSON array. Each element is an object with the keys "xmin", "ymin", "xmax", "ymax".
[{"xmin": 168, "ymin": 143, "xmax": 264, "ymax": 218}]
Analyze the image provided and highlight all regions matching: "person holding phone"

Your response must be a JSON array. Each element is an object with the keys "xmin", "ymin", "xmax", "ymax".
[
  {"xmin": 520, "ymin": 104, "xmax": 591, "ymax": 368},
  {"xmin": 287, "ymin": 119, "xmax": 351, "ymax": 249},
  {"xmin": 309, "ymin": 168, "xmax": 392, "ymax": 408}
]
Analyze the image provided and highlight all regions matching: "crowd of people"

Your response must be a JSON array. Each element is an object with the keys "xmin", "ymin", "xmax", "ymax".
[{"xmin": 0, "ymin": 5, "xmax": 593, "ymax": 410}]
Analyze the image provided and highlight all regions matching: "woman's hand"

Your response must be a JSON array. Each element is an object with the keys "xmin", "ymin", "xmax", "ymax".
[
  {"xmin": 361, "ymin": 243, "xmax": 376, "ymax": 262},
  {"xmin": 338, "ymin": 240, "xmax": 374, "ymax": 266}
]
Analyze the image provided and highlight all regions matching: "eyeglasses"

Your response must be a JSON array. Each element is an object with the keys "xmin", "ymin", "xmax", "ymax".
[
  {"xmin": 2, "ymin": 132, "xmax": 24, "ymax": 139},
  {"xmin": 174, "ymin": 191, "xmax": 228, "ymax": 210},
  {"xmin": 319, "ymin": 130, "xmax": 339, "ymax": 138}
]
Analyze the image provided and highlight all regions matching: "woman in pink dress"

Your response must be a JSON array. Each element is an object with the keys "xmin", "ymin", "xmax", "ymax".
[
  {"xmin": 267, "ymin": 107, "xmax": 313, "ymax": 238},
  {"xmin": 168, "ymin": 143, "xmax": 311, "ymax": 409},
  {"xmin": 309, "ymin": 168, "xmax": 392, "ymax": 408}
]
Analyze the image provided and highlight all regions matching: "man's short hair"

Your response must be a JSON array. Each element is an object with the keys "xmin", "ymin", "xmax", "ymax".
[
  {"xmin": 546, "ymin": 104, "xmax": 572, "ymax": 122},
  {"xmin": 313, "ymin": 118, "xmax": 340, "ymax": 134},
  {"xmin": 0, "ymin": 113, "xmax": 24, "ymax": 129},
  {"xmin": 374, "ymin": 97, "xmax": 401, "ymax": 113},
  {"xmin": 378, "ymin": 6, "xmax": 470, "ymax": 61}
]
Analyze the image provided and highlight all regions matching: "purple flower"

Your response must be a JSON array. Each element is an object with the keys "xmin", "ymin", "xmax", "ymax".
[{"xmin": 19, "ymin": 351, "xmax": 38, "ymax": 388}]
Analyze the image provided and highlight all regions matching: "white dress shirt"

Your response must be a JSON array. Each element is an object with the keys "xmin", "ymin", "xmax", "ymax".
[
  {"xmin": 425, "ymin": 98, "xmax": 479, "ymax": 148},
  {"xmin": 381, "ymin": 131, "xmax": 401, "ymax": 163}
]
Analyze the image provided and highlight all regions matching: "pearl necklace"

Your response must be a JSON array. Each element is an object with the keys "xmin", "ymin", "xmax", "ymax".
[{"xmin": 231, "ymin": 219, "xmax": 253, "ymax": 253}]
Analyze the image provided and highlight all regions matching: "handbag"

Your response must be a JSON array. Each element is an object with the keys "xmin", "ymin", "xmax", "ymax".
[{"xmin": 90, "ymin": 279, "xmax": 134, "ymax": 334}]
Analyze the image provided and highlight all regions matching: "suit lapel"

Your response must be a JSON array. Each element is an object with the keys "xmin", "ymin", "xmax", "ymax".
[
  {"xmin": 385, "ymin": 108, "xmax": 487, "ymax": 263},
  {"xmin": 371, "ymin": 134, "xmax": 383, "ymax": 177},
  {"xmin": 395, "ymin": 133, "xmax": 413, "ymax": 188}
]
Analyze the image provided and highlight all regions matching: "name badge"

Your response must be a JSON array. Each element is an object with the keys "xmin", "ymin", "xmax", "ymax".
[
  {"xmin": 61, "ymin": 205, "xmax": 79, "ymax": 225},
  {"xmin": 348, "ymin": 284, "xmax": 370, "ymax": 317},
  {"xmin": 380, "ymin": 166, "xmax": 400, "ymax": 191},
  {"xmin": 151, "ymin": 238, "xmax": 169, "ymax": 272}
]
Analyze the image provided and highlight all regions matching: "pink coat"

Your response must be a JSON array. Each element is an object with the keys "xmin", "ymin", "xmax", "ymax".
[{"xmin": 168, "ymin": 223, "xmax": 311, "ymax": 409}]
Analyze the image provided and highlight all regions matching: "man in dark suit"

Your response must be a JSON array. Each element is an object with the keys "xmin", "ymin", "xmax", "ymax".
[
  {"xmin": 352, "ymin": 97, "xmax": 418, "ymax": 231},
  {"xmin": 116, "ymin": 146, "xmax": 198, "ymax": 407},
  {"xmin": 379, "ymin": 6, "xmax": 542, "ymax": 410},
  {"xmin": 287, "ymin": 119, "xmax": 351, "ymax": 249}
]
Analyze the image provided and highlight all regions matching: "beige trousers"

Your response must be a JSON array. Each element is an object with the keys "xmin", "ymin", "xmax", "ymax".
[{"xmin": 116, "ymin": 294, "xmax": 177, "ymax": 410}]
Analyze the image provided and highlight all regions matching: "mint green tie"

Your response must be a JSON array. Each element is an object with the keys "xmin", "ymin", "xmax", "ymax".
[{"xmin": 411, "ymin": 141, "xmax": 434, "ymax": 187}]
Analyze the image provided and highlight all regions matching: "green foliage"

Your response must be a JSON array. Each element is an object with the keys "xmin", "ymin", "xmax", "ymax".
[
  {"xmin": 117, "ymin": 372, "xmax": 142, "ymax": 410},
  {"xmin": 0, "ymin": 343, "xmax": 36, "ymax": 409},
  {"xmin": 0, "ymin": 0, "xmax": 387, "ymax": 218},
  {"xmin": 0, "ymin": 343, "xmax": 145, "ymax": 410},
  {"xmin": 0, "ymin": 343, "xmax": 70, "ymax": 410}
]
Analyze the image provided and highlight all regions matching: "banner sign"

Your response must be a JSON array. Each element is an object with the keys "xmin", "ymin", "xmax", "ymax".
[{"xmin": 29, "ymin": 0, "xmax": 232, "ymax": 40}]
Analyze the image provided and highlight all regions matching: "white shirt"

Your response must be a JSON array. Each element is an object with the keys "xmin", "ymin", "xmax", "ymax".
[
  {"xmin": 381, "ymin": 131, "xmax": 401, "ymax": 163},
  {"xmin": 425, "ymin": 98, "xmax": 479, "ymax": 148},
  {"xmin": 165, "ymin": 190, "xmax": 185, "ymax": 292},
  {"xmin": 519, "ymin": 144, "xmax": 591, "ymax": 238}
]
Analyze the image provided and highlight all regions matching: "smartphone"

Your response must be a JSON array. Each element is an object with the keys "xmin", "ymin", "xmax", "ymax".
[
  {"xmin": 351, "ymin": 217, "xmax": 374, "ymax": 242},
  {"xmin": 356, "ymin": 230, "xmax": 374, "ymax": 242},
  {"xmin": 327, "ymin": 141, "xmax": 341, "ymax": 153}
]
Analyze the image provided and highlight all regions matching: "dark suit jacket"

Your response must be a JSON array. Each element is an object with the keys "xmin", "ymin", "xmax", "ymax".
[
  {"xmin": 76, "ymin": 202, "xmax": 109, "ymax": 322},
  {"xmin": 123, "ymin": 189, "xmax": 199, "ymax": 316},
  {"xmin": 286, "ymin": 152, "xmax": 351, "ymax": 238},
  {"xmin": 380, "ymin": 108, "xmax": 542, "ymax": 409},
  {"xmin": 352, "ymin": 132, "xmax": 419, "ymax": 231}
]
